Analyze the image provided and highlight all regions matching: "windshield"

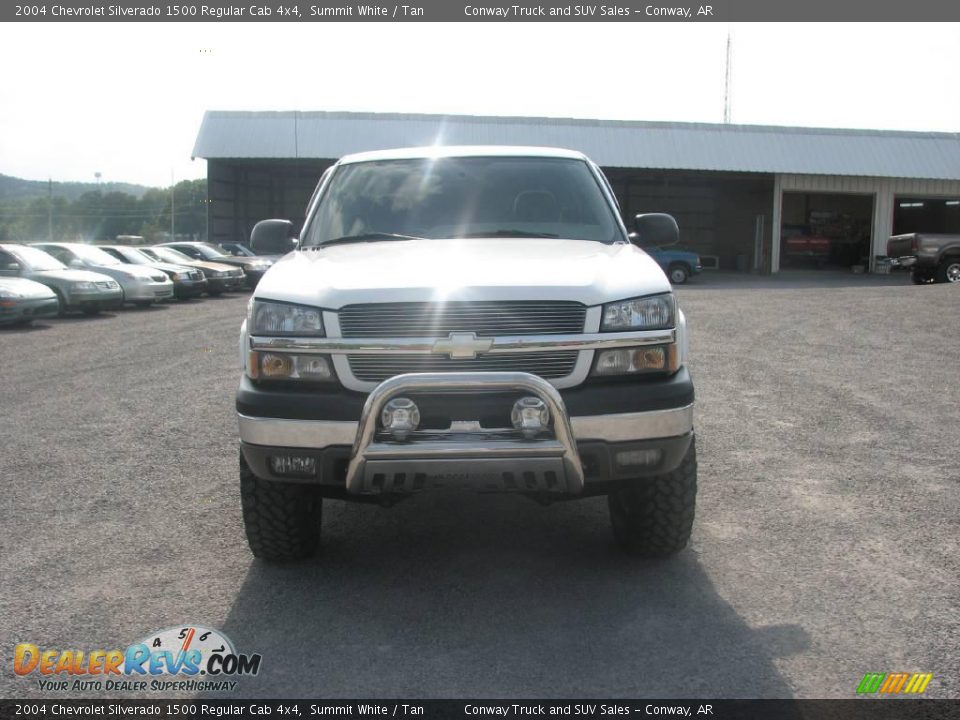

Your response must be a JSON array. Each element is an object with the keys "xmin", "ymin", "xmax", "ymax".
[
  {"xmin": 10, "ymin": 246, "xmax": 66, "ymax": 271},
  {"xmin": 303, "ymin": 156, "xmax": 623, "ymax": 246},
  {"xmin": 113, "ymin": 248, "xmax": 151, "ymax": 264},
  {"xmin": 71, "ymin": 245, "xmax": 122, "ymax": 265},
  {"xmin": 194, "ymin": 243, "xmax": 230, "ymax": 259},
  {"xmin": 151, "ymin": 247, "xmax": 193, "ymax": 263},
  {"xmin": 222, "ymin": 244, "xmax": 255, "ymax": 256}
]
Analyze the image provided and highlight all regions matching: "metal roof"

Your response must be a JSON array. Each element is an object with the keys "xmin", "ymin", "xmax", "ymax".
[{"xmin": 192, "ymin": 111, "xmax": 960, "ymax": 181}]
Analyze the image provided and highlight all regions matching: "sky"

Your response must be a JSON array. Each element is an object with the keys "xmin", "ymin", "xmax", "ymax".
[{"xmin": 1, "ymin": 22, "xmax": 958, "ymax": 187}]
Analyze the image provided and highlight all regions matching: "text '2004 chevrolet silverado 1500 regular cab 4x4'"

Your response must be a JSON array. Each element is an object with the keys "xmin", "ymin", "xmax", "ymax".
[{"xmin": 237, "ymin": 146, "xmax": 697, "ymax": 561}]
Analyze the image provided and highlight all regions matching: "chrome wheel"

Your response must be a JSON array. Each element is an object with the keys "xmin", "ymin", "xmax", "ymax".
[{"xmin": 946, "ymin": 262, "xmax": 960, "ymax": 283}]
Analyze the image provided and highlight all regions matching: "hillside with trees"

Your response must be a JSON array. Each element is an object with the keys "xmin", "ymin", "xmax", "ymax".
[{"xmin": 0, "ymin": 178, "xmax": 207, "ymax": 243}]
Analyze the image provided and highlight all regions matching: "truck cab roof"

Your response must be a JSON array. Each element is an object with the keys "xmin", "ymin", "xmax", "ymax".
[{"xmin": 338, "ymin": 145, "xmax": 589, "ymax": 165}]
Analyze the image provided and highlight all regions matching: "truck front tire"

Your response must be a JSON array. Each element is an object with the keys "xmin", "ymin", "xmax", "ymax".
[
  {"xmin": 240, "ymin": 453, "xmax": 322, "ymax": 561},
  {"xmin": 608, "ymin": 438, "xmax": 697, "ymax": 557}
]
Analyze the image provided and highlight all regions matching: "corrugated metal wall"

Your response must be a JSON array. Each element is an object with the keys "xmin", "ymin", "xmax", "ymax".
[{"xmin": 773, "ymin": 175, "xmax": 960, "ymax": 271}]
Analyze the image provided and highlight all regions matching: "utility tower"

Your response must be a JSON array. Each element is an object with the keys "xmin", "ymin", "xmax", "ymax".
[{"xmin": 723, "ymin": 33, "xmax": 732, "ymax": 123}]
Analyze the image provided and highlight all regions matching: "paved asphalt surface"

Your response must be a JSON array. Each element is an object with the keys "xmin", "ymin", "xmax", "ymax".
[{"xmin": 1, "ymin": 272, "xmax": 957, "ymax": 700}]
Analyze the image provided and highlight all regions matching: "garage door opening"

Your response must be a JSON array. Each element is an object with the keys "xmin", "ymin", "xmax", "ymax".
[
  {"xmin": 780, "ymin": 192, "xmax": 873, "ymax": 270},
  {"xmin": 893, "ymin": 197, "xmax": 960, "ymax": 235}
]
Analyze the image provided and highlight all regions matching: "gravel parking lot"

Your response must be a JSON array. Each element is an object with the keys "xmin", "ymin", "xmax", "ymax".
[{"xmin": 1, "ymin": 273, "xmax": 957, "ymax": 700}]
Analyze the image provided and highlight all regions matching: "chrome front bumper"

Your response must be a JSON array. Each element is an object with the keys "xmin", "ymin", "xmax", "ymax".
[{"xmin": 238, "ymin": 371, "xmax": 695, "ymax": 495}]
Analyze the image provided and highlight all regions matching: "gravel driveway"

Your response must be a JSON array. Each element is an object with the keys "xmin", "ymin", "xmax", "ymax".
[{"xmin": 1, "ymin": 273, "xmax": 957, "ymax": 699}]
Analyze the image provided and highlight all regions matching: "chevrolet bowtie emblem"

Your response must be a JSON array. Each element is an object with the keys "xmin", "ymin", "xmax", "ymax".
[{"xmin": 432, "ymin": 332, "xmax": 494, "ymax": 360}]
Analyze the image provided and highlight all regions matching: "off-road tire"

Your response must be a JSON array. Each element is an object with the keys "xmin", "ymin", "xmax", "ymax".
[
  {"xmin": 608, "ymin": 438, "xmax": 697, "ymax": 557},
  {"xmin": 240, "ymin": 453, "xmax": 322, "ymax": 561},
  {"xmin": 935, "ymin": 258, "xmax": 960, "ymax": 284},
  {"xmin": 668, "ymin": 263, "xmax": 690, "ymax": 285}
]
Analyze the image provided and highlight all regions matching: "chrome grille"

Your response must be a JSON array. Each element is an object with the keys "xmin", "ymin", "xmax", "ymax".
[
  {"xmin": 339, "ymin": 301, "xmax": 586, "ymax": 338},
  {"xmin": 347, "ymin": 352, "xmax": 579, "ymax": 383}
]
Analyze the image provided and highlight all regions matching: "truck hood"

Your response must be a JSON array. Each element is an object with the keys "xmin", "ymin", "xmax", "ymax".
[{"xmin": 255, "ymin": 238, "xmax": 671, "ymax": 308}]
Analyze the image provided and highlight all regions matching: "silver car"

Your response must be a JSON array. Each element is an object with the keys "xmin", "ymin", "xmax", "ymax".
[
  {"xmin": 0, "ymin": 277, "xmax": 59, "ymax": 325},
  {"xmin": 32, "ymin": 242, "xmax": 174, "ymax": 307},
  {"xmin": 0, "ymin": 244, "xmax": 124, "ymax": 314},
  {"xmin": 99, "ymin": 245, "xmax": 208, "ymax": 299}
]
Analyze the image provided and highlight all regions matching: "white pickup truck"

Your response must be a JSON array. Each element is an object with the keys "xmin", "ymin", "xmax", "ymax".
[{"xmin": 237, "ymin": 146, "xmax": 696, "ymax": 561}]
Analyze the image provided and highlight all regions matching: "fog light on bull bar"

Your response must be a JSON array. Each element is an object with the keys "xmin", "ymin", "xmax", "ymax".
[
  {"xmin": 381, "ymin": 397, "xmax": 420, "ymax": 440},
  {"xmin": 592, "ymin": 344, "xmax": 677, "ymax": 376},
  {"xmin": 511, "ymin": 396, "xmax": 550, "ymax": 439},
  {"xmin": 270, "ymin": 454, "xmax": 317, "ymax": 477},
  {"xmin": 615, "ymin": 448, "xmax": 663, "ymax": 468}
]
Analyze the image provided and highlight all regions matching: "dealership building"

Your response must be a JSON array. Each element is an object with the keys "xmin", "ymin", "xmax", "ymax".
[{"xmin": 191, "ymin": 111, "xmax": 960, "ymax": 273}]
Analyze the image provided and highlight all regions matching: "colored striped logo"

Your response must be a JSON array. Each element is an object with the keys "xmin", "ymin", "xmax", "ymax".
[{"xmin": 856, "ymin": 672, "xmax": 932, "ymax": 695}]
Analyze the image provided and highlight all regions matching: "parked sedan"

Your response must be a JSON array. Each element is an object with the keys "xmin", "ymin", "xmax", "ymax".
[
  {"xmin": 0, "ymin": 243, "xmax": 123, "ymax": 314},
  {"xmin": 99, "ymin": 245, "xmax": 208, "ymax": 299},
  {"xmin": 157, "ymin": 241, "xmax": 273, "ymax": 288},
  {"xmin": 32, "ymin": 242, "xmax": 174, "ymax": 307},
  {"xmin": 140, "ymin": 247, "xmax": 245, "ymax": 296},
  {"xmin": 0, "ymin": 277, "xmax": 59, "ymax": 325}
]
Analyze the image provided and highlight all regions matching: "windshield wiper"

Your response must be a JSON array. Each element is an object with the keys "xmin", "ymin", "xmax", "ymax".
[
  {"xmin": 453, "ymin": 230, "xmax": 559, "ymax": 239},
  {"xmin": 315, "ymin": 232, "xmax": 426, "ymax": 247}
]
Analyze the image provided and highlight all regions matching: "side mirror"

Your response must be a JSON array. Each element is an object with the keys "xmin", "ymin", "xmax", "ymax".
[
  {"xmin": 251, "ymin": 219, "xmax": 298, "ymax": 255},
  {"xmin": 0, "ymin": 262, "xmax": 21, "ymax": 276},
  {"xmin": 632, "ymin": 213, "xmax": 679, "ymax": 247}
]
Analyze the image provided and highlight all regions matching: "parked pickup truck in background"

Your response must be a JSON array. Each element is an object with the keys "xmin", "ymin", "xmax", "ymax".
[
  {"xmin": 887, "ymin": 233, "xmax": 960, "ymax": 284},
  {"xmin": 644, "ymin": 245, "xmax": 703, "ymax": 284},
  {"xmin": 237, "ymin": 146, "xmax": 697, "ymax": 562},
  {"xmin": 782, "ymin": 224, "xmax": 832, "ymax": 266}
]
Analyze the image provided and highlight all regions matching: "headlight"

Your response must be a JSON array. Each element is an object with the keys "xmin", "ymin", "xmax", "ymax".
[
  {"xmin": 601, "ymin": 293, "xmax": 675, "ymax": 331},
  {"xmin": 592, "ymin": 345, "xmax": 679, "ymax": 376},
  {"xmin": 71, "ymin": 281, "xmax": 95, "ymax": 291},
  {"xmin": 248, "ymin": 352, "xmax": 334, "ymax": 382},
  {"xmin": 171, "ymin": 272, "xmax": 183, "ymax": 281},
  {"xmin": 249, "ymin": 300, "xmax": 324, "ymax": 336}
]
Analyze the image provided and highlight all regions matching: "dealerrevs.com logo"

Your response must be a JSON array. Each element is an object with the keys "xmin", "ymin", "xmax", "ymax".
[{"xmin": 14, "ymin": 625, "xmax": 262, "ymax": 693}]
